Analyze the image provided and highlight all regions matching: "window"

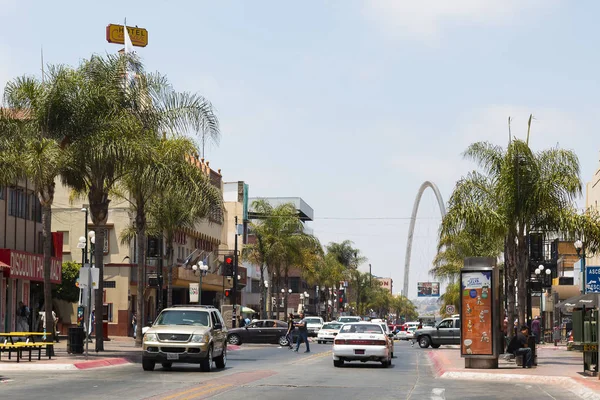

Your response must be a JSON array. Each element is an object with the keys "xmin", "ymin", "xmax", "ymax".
[
  {"xmin": 37, "ymin": 232, "xmax": 44, "ymax": 254},
  {"xmin": 251, "ymin": 279, "xmax": 260, "ymax": 293},
  {"xmin": 30, "ymin": 193, "xmax": 41, "ymax": 222},
  {"xmin": 8, "ymin": 188, "xmax": 26, "ymax": 218},
  {"xmin": 60, "ymin": 231, "xmax": 70, "ymax": 253},
  {"xmin": 437, "ymin": 320, "xmax": 453, "ymax": 329},
  {"xmin": 290, "ymin": 277, "xmax": 300, "ymax": 293},
  {"xmin": 0, "ymin": 186, "xmax": 4, "ymax": 200},
  {"xmin": 103, "ymin": 281, "xmax": 116, "ymax": 288},
  {"xmin": 210, "ymin": 311, "xmax": 219, "ymax": 327},
  {"xmin": 248, "ymin": 321, "xmax": 263, "ymax": 328}
]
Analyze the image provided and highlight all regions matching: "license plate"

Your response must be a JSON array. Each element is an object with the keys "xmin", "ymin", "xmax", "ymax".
[
  {"xmin": 166, "ymin": 353, "xmax": 179, "ymax": 360},
  {"xmin": 354, "ymin": 349, "xmax": 365, "ymax": 355}
]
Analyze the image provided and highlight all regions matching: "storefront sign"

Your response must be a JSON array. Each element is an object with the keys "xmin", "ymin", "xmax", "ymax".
[
  {"xmin": 461, "ymin": 271, "xmax": 493, "ymax": 356},
  {"xmin": 585, "ymin": 266, "xmax": 600, "ymax": 293},
  {"xmin": 0, "ymin": 249, "xmax": 61, "ymax": 283}
]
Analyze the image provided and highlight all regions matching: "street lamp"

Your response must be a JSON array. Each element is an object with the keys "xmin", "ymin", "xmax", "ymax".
[
  {"xmin": 192, "ymin": 260, "xmax": 209, "ymax": 304},
  {"xmin": 575, "ymin": 239, "xmax": 586, "ymax": 293},
  {"xmin": 304, "ymin": 292, "xmax": 310, "ymax": 313}
]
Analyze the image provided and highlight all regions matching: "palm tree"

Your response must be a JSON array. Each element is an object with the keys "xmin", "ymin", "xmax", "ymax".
[
  {"xmin": 442, "ymin": 122, "xmax": 581, "ymax": 331},
  {"xmin": 302, "ymin": 252, "xmax": 345, "ymax": 320},
  {"xmin": 117, "ymin": 137, "xmax": 217, "ymax": 346},
  {"xmin": 1, "ymin": 66, "xmax": 78, "ymax": 343},
  {"xmin": 62, "ymin": 54, "xmax": 219, "ymax": 351},
  {"xmin": 145, "ymin": 172, "xmax": 222, "ymax": 309}
]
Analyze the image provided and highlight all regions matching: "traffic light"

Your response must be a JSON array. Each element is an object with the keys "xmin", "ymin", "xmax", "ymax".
[
  {"xmin": 223, "ymin": 255, "xmax": 234, "ymax": 276},
  {"xmin": 224, "ymin": 289, "xmax": 231, "ymax": 298},
  {"xmin": 338, "ymin": 289, "xmax": 345, "ymax": 304}
]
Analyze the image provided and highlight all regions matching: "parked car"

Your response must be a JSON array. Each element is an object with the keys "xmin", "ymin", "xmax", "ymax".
[
  {"xmin": 332, "ymin": 322, "xmax": 393, "ymax": 368},
  {"xmin": 337, "ymin": 316, "xmax": 362, "ymax": 323},
  {"xmin": 414, "ymin": 317, "xmax": 461, "ymax": 348},
  {"xmin": 227, "ymin": 319, "xmax": 297, "ymax": 346},
  {"xmin": 142, "ymin": 305, "xmax": 228, "ymax": 372},
  {"xmin": 317, "ymin": 322, "xmax": 344, "ymax": 343}
]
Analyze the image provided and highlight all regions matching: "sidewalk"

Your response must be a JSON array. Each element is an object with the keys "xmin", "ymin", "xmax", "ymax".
[
  {"xmin": 428, "ymin": 344, "xmax": 600, "ymax": 400},
  {"xmin": 0, "ymin": 336, "xmax": 242, "ymax": 371}
]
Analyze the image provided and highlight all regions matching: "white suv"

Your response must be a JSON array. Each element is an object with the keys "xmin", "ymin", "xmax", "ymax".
[{"xmin": 304, "ymin": 316, "xmax": 324, "ymax": 337}]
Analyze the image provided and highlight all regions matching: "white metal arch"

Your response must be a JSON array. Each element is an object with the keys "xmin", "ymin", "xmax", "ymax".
[{"xmin": 403, "ymin": 181, "xmax": 446, "ymax": 298}]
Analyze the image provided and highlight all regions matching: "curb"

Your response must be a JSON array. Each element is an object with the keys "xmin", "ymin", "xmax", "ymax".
[
  {"xmin": 74, "ymin": 358, "xmax": 130, "ymax": 370},
  {"xmin": 427, "ymin": 352, "xmax": 600, "ymax": 400}
]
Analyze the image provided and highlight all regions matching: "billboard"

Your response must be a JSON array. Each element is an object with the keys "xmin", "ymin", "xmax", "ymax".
[
  {"xmin": 460, "ymin": 270, "xmax": 493, "ymax": 356},
  {"xmin": 585, "ymin": 266, "xmax": 600, "ymax": 293},
  {"xmin": 417, "ymin": 282, "xmax": 440, "ymax": 297}
]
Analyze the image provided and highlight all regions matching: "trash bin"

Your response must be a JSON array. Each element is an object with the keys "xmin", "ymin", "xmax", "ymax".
[
  {"xmin": 527, "ymin": 335, "xmax": 537, "ymax": 366},
  {"xmin": 67, "ymin": 327, "xmax": 84, "ymax": 354}
]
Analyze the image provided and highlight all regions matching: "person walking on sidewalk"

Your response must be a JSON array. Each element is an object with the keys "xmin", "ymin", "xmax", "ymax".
[
  {"xmin": 531, "ymin": 316, "xmax": 541, "ymax": 344},
  {"xmin": 294, "ymin": 312, "xmax": 310, "ymax": 353},
  {"xmin": 286, "ymin": 313, "xmax": 295, "ymax": 349},
  {"xmin": 507, "ymin": 325, "xmax": 533, "ymax": 368}
]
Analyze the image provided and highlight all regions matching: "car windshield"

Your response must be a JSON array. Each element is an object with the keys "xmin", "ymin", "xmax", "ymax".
[
  {"xmin": 155, "ymin": 310, "xmax": 210, "ymax": 326},
  {"xmin": 340, "ymin": 324, "xmax": 383, "ymax": 334},
  {"xmin": 339, "ymin": 317, "xmax": 360, "ymax": 323},
  {"xmin": 305, "ymin": 318, "xmax": 322, "ymax": 324},
  {"xmin": 322, "ymin": 323, "xmax": 343, "ymax": 330}
]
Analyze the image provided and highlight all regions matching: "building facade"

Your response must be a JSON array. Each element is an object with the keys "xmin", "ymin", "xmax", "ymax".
[
  {"xmin": 0, "ymin": 182, "xmax": 62, "ymax": 333},
  {"xmin": 375, "ymin": 277, "xmax": 393, "ymax": 294},
  {"xmin": 51, "ymin": 157, "xmax": 229, "ymax": 336}
]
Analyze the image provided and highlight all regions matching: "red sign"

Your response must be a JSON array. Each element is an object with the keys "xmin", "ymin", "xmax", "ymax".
[{"xmin": 0, "ymin": 249, "xmax": 62, "ymax": 284}]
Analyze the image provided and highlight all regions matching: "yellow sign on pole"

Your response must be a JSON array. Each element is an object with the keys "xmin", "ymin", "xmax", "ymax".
[{"xmin": 106, "ymin": 24, "xmax": 148, "ymax": 47}]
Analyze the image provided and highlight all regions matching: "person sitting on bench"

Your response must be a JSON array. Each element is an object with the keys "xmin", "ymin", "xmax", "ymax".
[{"xmin": 507, "ymin": 325, "xmax": 533, "ymax": 368}]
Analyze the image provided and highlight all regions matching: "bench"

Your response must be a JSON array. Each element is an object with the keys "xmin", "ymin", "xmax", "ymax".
[{"xmin": 0, "ymin": 333, "xmax": 55, "ymax": 362}]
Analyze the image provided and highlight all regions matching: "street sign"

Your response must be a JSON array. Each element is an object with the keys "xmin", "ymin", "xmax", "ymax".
[
  {"xmin": 106, "ymin": 24, "xmax": 148, "ymax": 47},
  {"xmin": 189, "ymin": 283, "xmax": 199, "ymax": 303},
  {"xmin": 445, "ymin": 305, "xmax": 455, "ymax": 314},
  {"xmin": 585, "ymin": 266, "xmax": 600, "ymax": 293}
]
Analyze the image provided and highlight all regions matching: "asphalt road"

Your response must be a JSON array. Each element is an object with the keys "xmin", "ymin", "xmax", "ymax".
[{"xmin": 0, "ymin": 341, "xmax": 582, "ymax": 399}]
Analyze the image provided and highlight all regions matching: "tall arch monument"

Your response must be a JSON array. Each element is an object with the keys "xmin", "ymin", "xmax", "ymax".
[{"xmin": 403, "ymin": 181, "xmax": 446, "ymax": 298}]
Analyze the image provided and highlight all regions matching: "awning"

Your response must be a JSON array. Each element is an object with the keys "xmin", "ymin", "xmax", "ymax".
[
  {"xmin": 0, "ymin": 260, "xmax": 10, "ymax": 276},
  {"xmin": 555, "ymin": 293, "xmax": 600, "ymax": 313}
]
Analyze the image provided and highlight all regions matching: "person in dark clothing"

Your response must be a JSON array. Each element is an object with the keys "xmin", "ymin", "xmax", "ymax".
[
  {"xmin": 237, "ymin": 315, "xmax": 246, "ymax": 328},
  {"xmin": 507, "ymin": 325, "xmax": 533, "ymax": 368},
  {"xmin": 294, "ymin": 312, "xmax": 310, "ymax": 353},
  {"xmin": 286, "ymin": 313, "xmax": 294, "ymax": 349}
]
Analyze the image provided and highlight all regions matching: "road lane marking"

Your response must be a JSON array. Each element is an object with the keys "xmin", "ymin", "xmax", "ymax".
[
  {"xmin": 158, "ymin": 383, "xmax": 223, "ymax": 400},
  {"xmin": 289, "ymin": 350, "xmax": 332, "ymax": 365},
  {"xmin": 180, "ymin": 383, "xmax": 233, "ymax": 400},
  {"xmin": 431, "ymin": 388, "xmax": 446, "ymax": 400}
]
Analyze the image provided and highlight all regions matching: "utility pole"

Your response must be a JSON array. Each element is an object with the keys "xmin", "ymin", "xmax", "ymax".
[{"xmin": 232, "ymin": 216, "xmax": 238, "ymax": 328}]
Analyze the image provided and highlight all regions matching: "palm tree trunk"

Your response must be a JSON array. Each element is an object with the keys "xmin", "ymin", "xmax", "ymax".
[
  {"xmin": 516, "ymin": 231, "xmax": 529, "ymax": 327},
  {"xmin": 259, "ymin": 263, "xmax": 266, "ymax": 319},
  {"xmin": 41, "ymin": 202, "xmax": 54, "ymax": 344},
  {"xmin": 94, "ymin": 226, "xmax": 105, "ymax": 351},
  {"xmin": 167, "ymin": 246, "xmax": 174, "ymax": 308},
  {"xmin": 284, "ymin": 265, "xmax": 289, "ymax": 319},
  {"xmin": 135, "ymin": 203, "xmax": 146, "ymax": 347},
  {"xmin": 505, "ymin": 238, "xmax": 517, "ymax": 338}
]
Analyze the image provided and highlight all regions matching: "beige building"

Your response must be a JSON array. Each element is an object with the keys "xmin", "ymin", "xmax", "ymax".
[
  {"xmin": 375, "ymin": 277, "xmax": 393, "ymax": 294},
  {"xmin": 586, "ymin": 151, "xmax": 600, "ymax": 266},
  {"xmin": 51, "ymin": 157, "xmax": 230, "ymax": 336}
]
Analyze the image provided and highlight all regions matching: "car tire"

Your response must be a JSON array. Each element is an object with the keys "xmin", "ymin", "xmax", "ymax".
[
  {"xmin": 161, "ymin": 362, "xmax": 172, "ymax": 369},
  {"xmin": 317, "ymin": 340, "xmax": 322, "ymax": 344},
  {"xmin": 228, "ymin": 334, "xmax": 241, "ymax": 346},
  {"xmin": 214, "ymin": 346, "xmax": 227, "ymax": 369},
  {"xmin": 418, "ymin": 336, "xmax": 431, "ymax": 348},
  {"xmin": 381, "ymin": 359, "xmax": 390, "ymax": 368},
  {"xmin": 278, "ymin": 336, "xmax": 289, "ymax": 347},
  {"xmin": 142, "ymin": 359, "xmax": 155, "ymax": 371},
  {"xmin": 431, "ymin": 344, "xmax": 441, "ymax": 349},
  {"xmin": 333, "ymin": 359, "xmax": 344, "ymax": 367},
  {"xmin": 200, "ymin": 346, "xmax": 213, "ymax": 372}
]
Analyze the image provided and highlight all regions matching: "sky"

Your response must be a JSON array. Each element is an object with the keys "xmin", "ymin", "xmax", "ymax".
[{"xmin": 2, "ymin": 1, "xmax": 600, "ymax": 299}]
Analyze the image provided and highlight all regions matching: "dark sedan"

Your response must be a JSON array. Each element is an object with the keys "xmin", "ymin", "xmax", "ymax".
[{"xmin": 227, "ymin": 319, "xmax": 298, "ymax": 346}]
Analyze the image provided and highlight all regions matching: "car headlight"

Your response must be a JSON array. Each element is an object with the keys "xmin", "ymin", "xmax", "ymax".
[
  {"xmin": 191, "ymin": 333, "xmax": 209, "ymax": 343},
  {"xmin": 145, "ymin": 333, "xmax": 157, "ymax": 342}
]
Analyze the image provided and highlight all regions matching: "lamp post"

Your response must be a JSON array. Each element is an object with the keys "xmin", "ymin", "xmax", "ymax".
[
  {"xmin": 304, "ymin": 292, "xmax": 309, "ymax": 313},
  {"xmin": 264, "ymin": 280, "xmax": 269, "ymax": 318},
  {"xmin": 192, "ymin": 260, "xmax": 209, "ymax": 304},
  {"xmin": 575, "ymin": 239, "xmax": 586, "ymax": 293},
  {"xmin": 535, "ymin": 264, "xmax": 551, "ymax": 343}
]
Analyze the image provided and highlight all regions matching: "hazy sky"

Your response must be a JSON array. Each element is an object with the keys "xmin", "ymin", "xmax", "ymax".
[{"xmin": 2, "ymin": 1, "xmax": 600, "ymax": 299}]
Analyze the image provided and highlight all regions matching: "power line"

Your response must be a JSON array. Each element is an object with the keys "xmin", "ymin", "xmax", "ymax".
[{"xmin": 314, "ymin": 217, "xmax": 442, "ymax": 220}]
